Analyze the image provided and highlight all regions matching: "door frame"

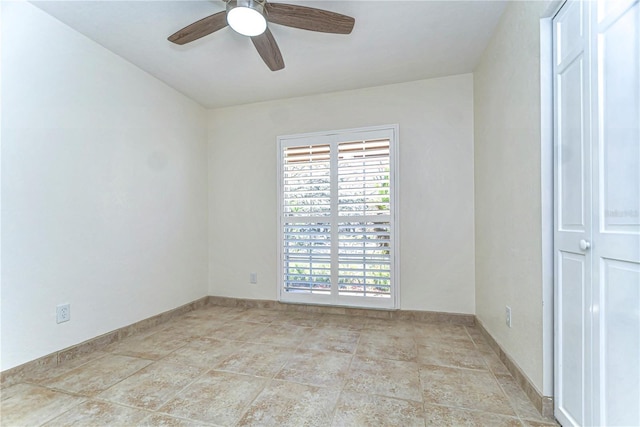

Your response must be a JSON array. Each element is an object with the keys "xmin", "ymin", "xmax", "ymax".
[{"xmin": 540, "ymin": 0, "xmax": 566, "ymax": 403}]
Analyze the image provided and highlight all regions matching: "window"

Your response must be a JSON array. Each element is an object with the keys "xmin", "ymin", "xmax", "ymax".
[{"xmin": 277, "ymin": 125, "xmax": 398, "ymax": 309}]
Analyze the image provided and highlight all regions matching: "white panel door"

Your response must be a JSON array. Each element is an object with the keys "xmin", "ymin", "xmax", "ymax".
[
  {"xmin": 554, "ymin": 2, "xmax": 593, "ymax": 425},
  {"xmin": 592, "ymin": 1, "xmax": 640, "ymax": 425},
  {"xmin": 554, "ymin": 1, "xmax": 640, "ymax": 426}
]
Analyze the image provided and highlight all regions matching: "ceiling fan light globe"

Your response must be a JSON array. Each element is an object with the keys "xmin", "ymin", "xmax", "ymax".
[{"xmin": 227, "ymin": 1, "xmax": 267, "ymax": 37}]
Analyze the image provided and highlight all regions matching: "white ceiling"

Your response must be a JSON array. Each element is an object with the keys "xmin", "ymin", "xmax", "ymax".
[{"xmin": 31, "ymin": 0, "xmax": 507, "ymax": 109}]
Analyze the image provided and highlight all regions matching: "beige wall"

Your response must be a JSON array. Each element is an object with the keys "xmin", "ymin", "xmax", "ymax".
[
  {"xmin": 474, "ymin": 1, "xmax": 551, "ymax": 394},
  {"xmin": 208, "ymin": 75, "xmax": 476, "ymax": 314},
  {"xmin": 1, "ymin": 2, "xmax": 209, "ymax": 371}
]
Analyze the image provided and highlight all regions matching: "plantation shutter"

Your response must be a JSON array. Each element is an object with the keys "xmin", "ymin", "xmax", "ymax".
[
  {"xmin": 279, "ymin": 126, "xmax": 397, "ymax": 309},
  {"xmin": 282, "ymin": 144, "xmax": 332, "ymax": 294},
  {"xmin": 337, "ymin": 139, "xmax": 391, "ymax": 297}
]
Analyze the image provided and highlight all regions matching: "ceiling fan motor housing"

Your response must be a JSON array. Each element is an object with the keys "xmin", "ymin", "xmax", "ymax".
[{"xmin": 226, "ymin": 0, "xmax": 267, "ymax": 37}]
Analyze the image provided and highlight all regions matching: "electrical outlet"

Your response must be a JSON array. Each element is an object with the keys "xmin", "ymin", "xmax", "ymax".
[
  {"xmin": 505, "ymin": 306, "xmax": 512, "ymax": 328},
  {"xmin": 57, "ymin": 304, "xmax": 70, "ymax": 324},
  {"xmin": 250, "ymin": 273, "xmax": 257, "ymax": 284}
]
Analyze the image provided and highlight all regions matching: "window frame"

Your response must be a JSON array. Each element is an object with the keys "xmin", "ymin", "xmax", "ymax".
[{"xmin": 276, "ymin": 124, "xmax": 400, "ymax": 309}]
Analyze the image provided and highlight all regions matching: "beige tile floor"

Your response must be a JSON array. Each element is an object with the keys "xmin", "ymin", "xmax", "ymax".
[{"xmin": 1, "ymin": 306, "xmax": 559, "ymax": 426}]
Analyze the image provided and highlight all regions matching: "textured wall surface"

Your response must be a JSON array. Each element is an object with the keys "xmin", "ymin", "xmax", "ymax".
[
  {"xmin": 1, "ymin": 2, "xmax": 209, "ymax": 370},
  {"xmin": 208, "ymin": 75, "xmax": 476, "ymax": 314},
  {"xmin": 474, "ymin": 0, "xmax": 551, "ymax": 394}
]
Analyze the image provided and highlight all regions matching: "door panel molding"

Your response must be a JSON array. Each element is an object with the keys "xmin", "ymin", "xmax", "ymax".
[{"xmin": 554, "ymin": 1, "xmax": 640, "ymax": 426}]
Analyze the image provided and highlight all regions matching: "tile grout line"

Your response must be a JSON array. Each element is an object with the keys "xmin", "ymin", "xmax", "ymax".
[
  {"xmin": 33, "ymin": 397, "xmax": 88, "ymax": 427},
  {"xmin": 465, "ymin": 324, "xmax": 556, "ymax": 425},
  {"xmin": 20, "ymin": 352, "xmax": 110, "ymax": 389},
  {"xmin": 422, "ymin": 400, "xmax": 526, "ymax": 424},
  {"xmin": 149, "ymin": 360, "xmax": 215, "ymax": 417},
  {"xmin": 228, "ymin": 319, "xmax": 311, "ymax": 426},
  {"xmin": 89, "ymin": 394, "xmax": 220, "ymax": 426},
  {"xmin": 327, "ymin": 326, "xmax": 361, "ymax": 426},
  {"xmin": 29, "ymin": 352, "xmax": 156, "ymax": 400},
  {"xmin": 464, "ymin": 324, "xmax": 528, "ymax": 424},
  {"xmin": 483, "ymin": 349, "xmax": 528, "ymax": 426},
  {"xmin": 231, "ymin": 375, "xmax": 274, "ymax": 427},
  {"xmin": 415, "ymin": 331, "xmax": 429, "ymax": 427}
]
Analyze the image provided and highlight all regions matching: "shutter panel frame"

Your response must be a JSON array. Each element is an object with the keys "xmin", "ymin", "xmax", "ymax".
[{"xmin": 277, "ymin": 125, "xmax": 399, "ymax": 309}]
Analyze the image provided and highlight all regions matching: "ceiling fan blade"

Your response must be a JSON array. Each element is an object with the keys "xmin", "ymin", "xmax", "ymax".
[
  {"xmin": 266, "ymin": 3, "xmax": 354, "ymax": 34},
  {"xmin": 251, "ymin": 28, "xmax": 285, "ymax": 71},
  {"xmin": 168, "ymin": 11, "xmax": 228, "ymax": 45}
]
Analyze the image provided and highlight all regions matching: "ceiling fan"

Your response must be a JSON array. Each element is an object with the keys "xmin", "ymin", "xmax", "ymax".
[{"xmin": 168, "ymin": 0, "xmax": 355, "ymax": 72}]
